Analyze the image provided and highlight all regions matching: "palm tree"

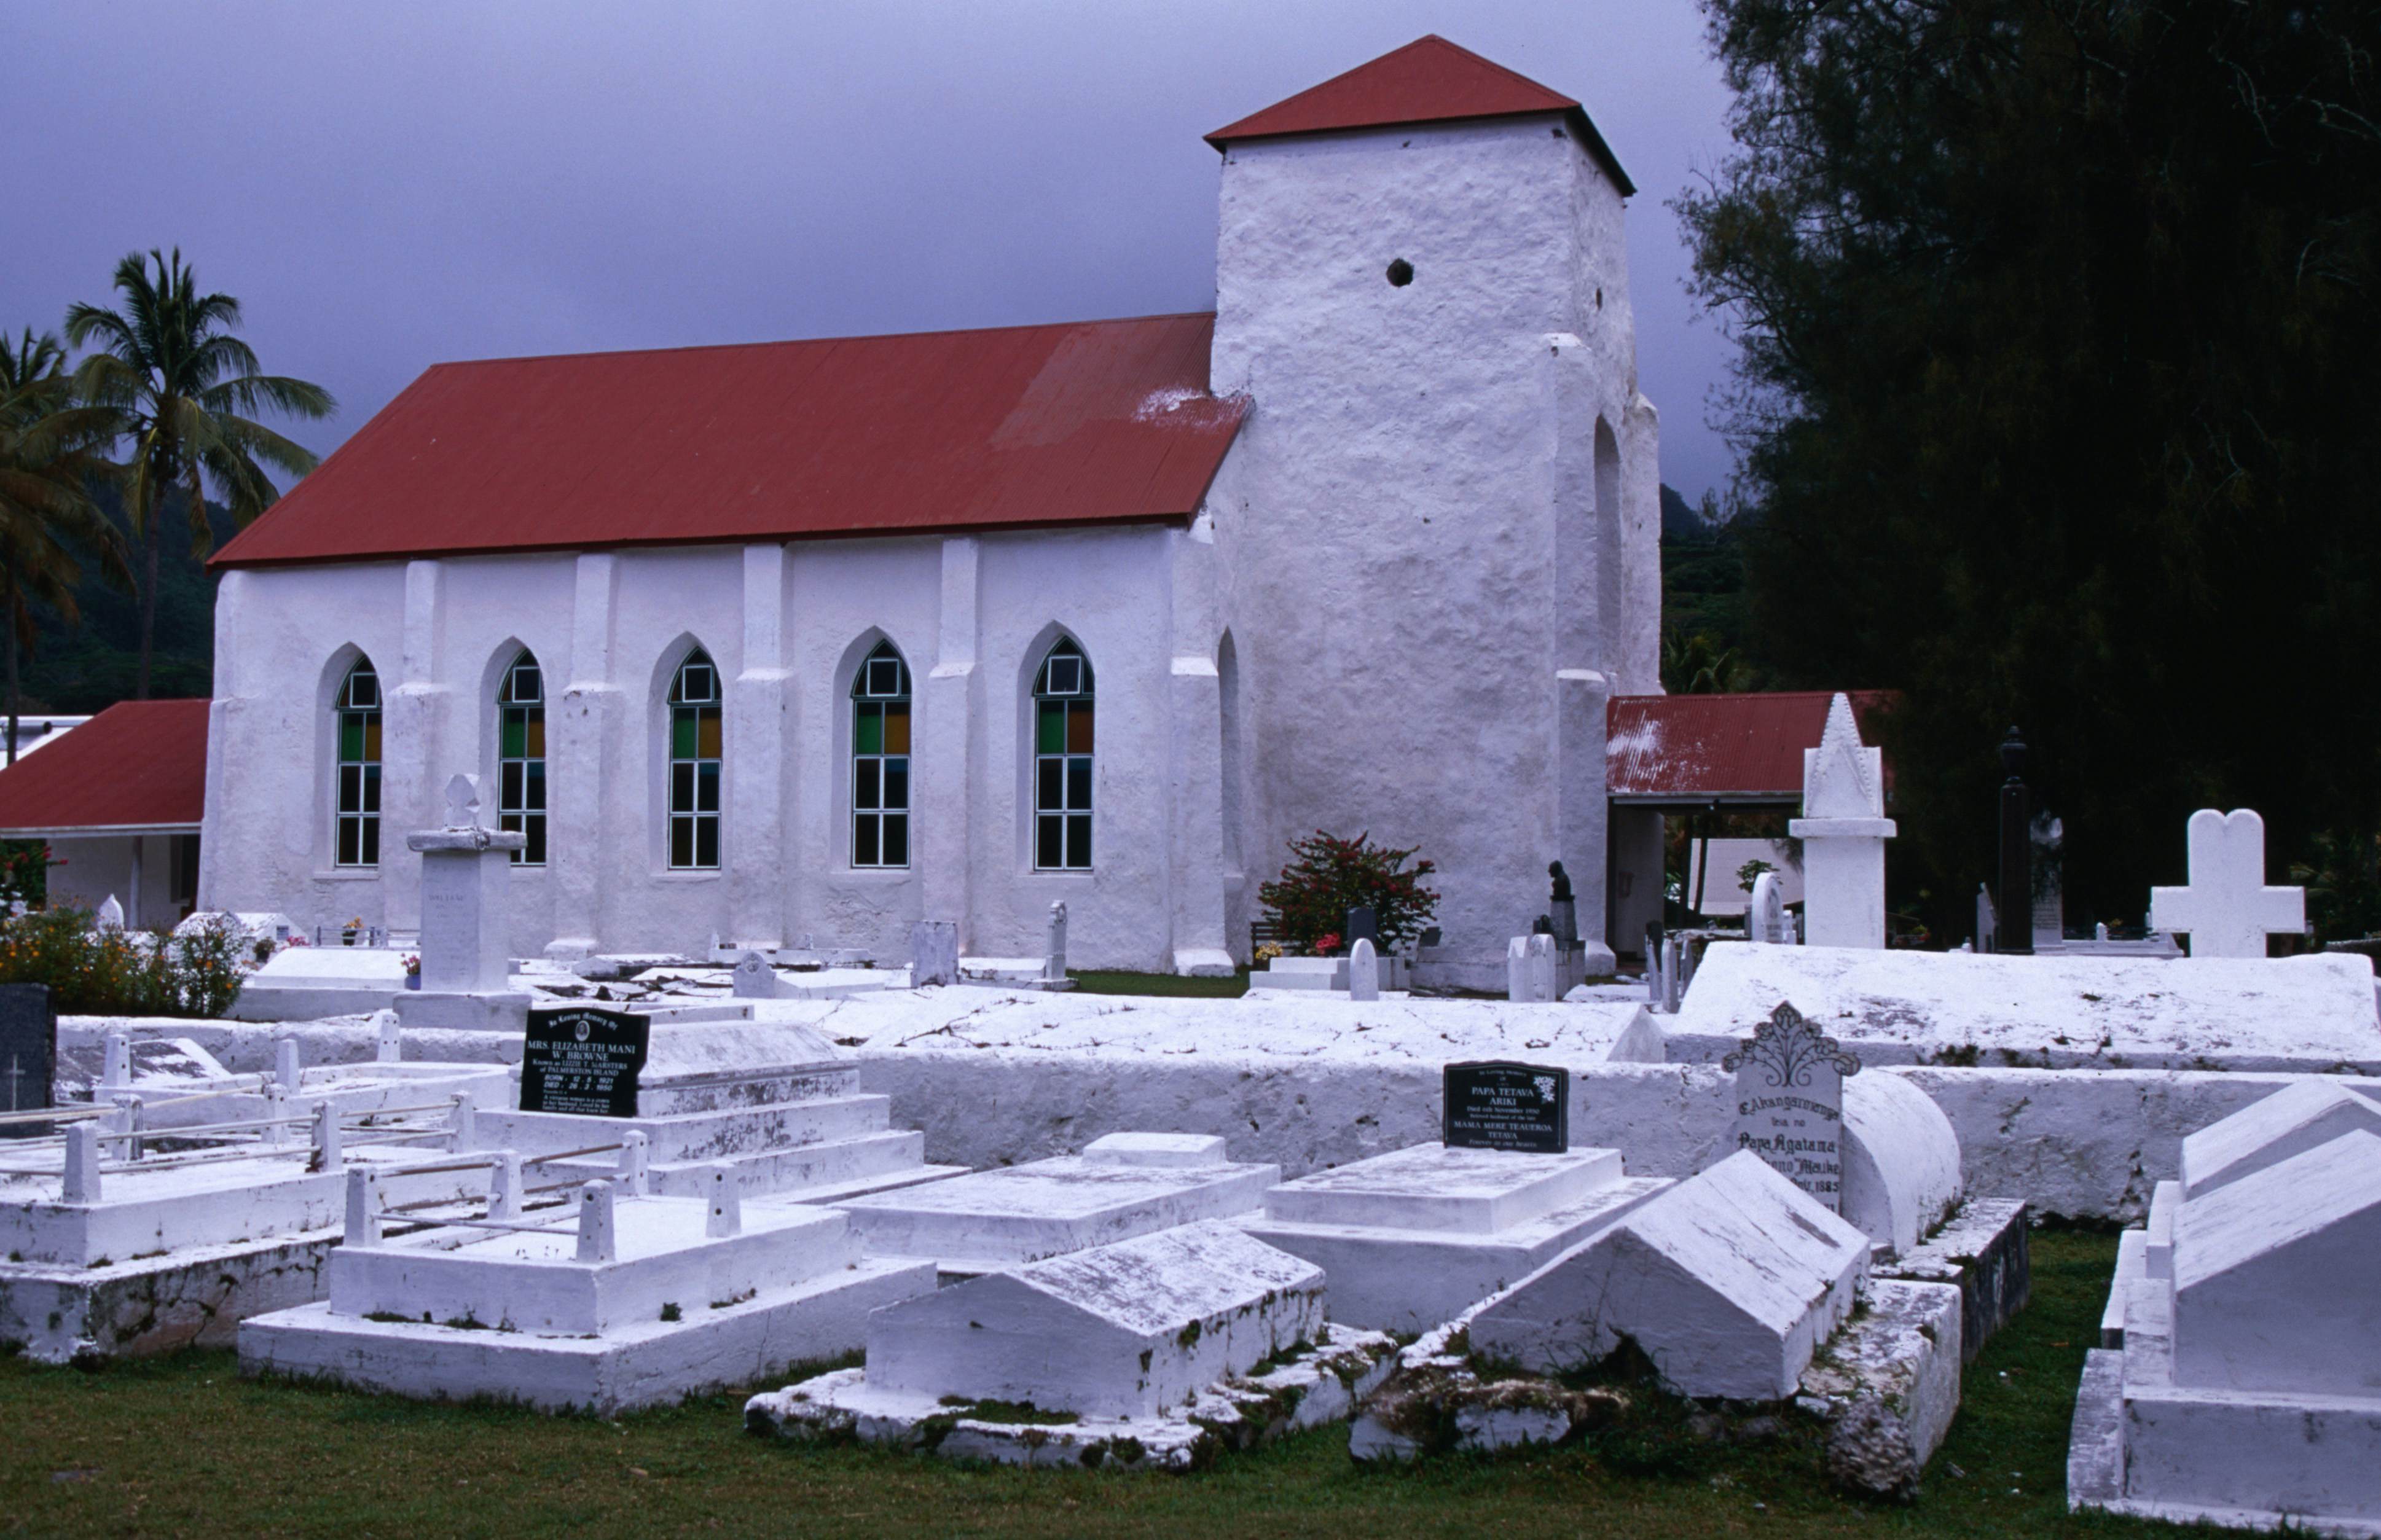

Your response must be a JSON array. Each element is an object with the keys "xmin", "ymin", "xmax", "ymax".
[
  {"xmin": 0, "ymin": 330, "xmax": 127, "ymax": 761},
  {"xmin": 66, "ymin": 249, "xmax": 334, "ymax": 697}
]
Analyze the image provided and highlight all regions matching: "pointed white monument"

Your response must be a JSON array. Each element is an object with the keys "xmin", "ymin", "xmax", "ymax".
[
  {"xmin": 1788, "ymin": 695, "xmax": 1895, "ymax": 949},
  {"xmin": 394, "ymin": 775, "xmax": 530, "ymax": 1031},
  {"xmin": 2148, "ymin": 809, "xmax": 2306, "ymax": 960}
]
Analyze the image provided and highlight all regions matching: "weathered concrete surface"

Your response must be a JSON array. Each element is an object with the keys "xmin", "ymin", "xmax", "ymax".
[
  {"xmin": 0, "ymin": 1232, "xmax": 335, "ymax": 1362},
  {"xmin": 1877, "ymin": 1198, "xmax": 2030, "ymax": 1362},
  {"xmin": 1671, "ymin": 944, "xmax": 2381, "ymax": 1073},
  {"xmin": 1469, "ymin": 1153, "xmax": 1870, "ymax": 1401},
  {"xmin": 1840, "ymin": 1070, "xmax": 1963, "ymax": 1257},
  {"xmin": 1894, "ymin": 1066, "xmax": 2381, "ymax": 1221},
  {"xmin": 1802, "ymin": 1280, "xmax": 1963, "ymax": 1499},
  {"xmin": 747, "ymin": 1323, "xmax": 1397, "ymax": 1471}
]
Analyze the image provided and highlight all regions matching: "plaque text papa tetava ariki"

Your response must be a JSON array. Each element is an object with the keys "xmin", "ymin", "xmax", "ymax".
[
  {"xmin": 1443, "ymin": 1060, "xmax": 1569, "ymax": 1153},
  {"xmin": 520, "ymin": 1006, "xmax": 651, "ymax": 1117}
]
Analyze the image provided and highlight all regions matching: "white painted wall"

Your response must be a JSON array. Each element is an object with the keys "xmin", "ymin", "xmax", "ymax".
[
  {"xmin": 200, "ymin": 526, "xmax": 1222, "ymax": 971},
  {"xmin": 46, "ymin": 834, "xmax": 182, "ymax": 931},
  {"xmin": 1210, "ymin": 114, "xmax": 1659, "ymax": 983}
]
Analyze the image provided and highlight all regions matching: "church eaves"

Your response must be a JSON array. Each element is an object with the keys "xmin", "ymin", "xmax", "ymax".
[{"xmin": 210, "ymin": 312, "xmax": 1245, "ymax": 570}]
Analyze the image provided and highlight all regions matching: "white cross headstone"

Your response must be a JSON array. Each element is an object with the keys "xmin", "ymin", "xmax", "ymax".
[
  {"xmin": 1749, "ymin": 871, "xmax": 1790, "ymax": 945},
  {"xmin": 95, "ymin": 894, "xmax": 124, "ymax": 932},
  {"xmin": 1723, "ymin": 1001, "xmax": 1862, "ymax": 1213},
  {"xmin": 445, "ymin": 773, "xmax": 482, "ymax": 829},
  {"xmin": 2148, "ymin": 809, "xmax": 2307, "ymax": 960},
  {"xmin": 1347, "ymin": 936, "xmax": 1381, "ymax": 1001}
]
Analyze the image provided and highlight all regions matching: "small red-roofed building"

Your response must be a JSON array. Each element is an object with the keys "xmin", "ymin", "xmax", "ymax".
[{"xmin": 0, "ymin": 700, "xmax": 210, "ymax": 929}]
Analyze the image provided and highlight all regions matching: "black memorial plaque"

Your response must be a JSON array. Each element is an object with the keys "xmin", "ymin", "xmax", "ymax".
[
  {"xmin": 1443, "ymin": 1060, "xmax": 1569, "ymax": 1154},
  {"xmin": 0, "ymin": 983, "xmax": 54, "ymax": 1136},
  {"xmin": 520, "ymin": 1006, "xmax": 650, "ymax": 1117}
]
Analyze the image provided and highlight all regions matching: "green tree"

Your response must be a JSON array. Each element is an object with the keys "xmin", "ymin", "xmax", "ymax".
[
  {"xmin": 0, "ymin": 329, "xmax": 126, "ymax": 759},
  {"xmin": 1678, "ymin": 0, "xmax": 2381, "ymax": 937},
  {"xmin": 66, "ymin": 249, "xmax": 333, "ymax": 697}
]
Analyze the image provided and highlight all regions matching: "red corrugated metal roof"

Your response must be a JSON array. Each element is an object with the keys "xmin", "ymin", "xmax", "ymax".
[
  {"xmin": 0, "ymin": 700, "xmax": 209, "ymax": 834},
  {"xmin": 1607, "ymin": 691, "xmax": 1899, "ymax": 803},
  {"xmin": 1204, "ymin": 35, "xmax": 1634, "ymax": 195},
  {"xmin": 212, "ymin": 313, "xmax": 1247, "ymax": 570}
]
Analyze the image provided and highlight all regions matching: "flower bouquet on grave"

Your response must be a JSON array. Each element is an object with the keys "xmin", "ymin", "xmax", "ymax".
[
  {"xmin": 402, "ymin": 953, "xmax": 422, "ymax": 990},
  {"xmin": 341, "ymin": 916, "xmax": 364, "ymax": 947}
]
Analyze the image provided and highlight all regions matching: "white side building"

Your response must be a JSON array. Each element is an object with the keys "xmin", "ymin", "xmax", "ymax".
[{"xmin": 194, "ymin": 36, "xmax": 1661, "ymax": 980}]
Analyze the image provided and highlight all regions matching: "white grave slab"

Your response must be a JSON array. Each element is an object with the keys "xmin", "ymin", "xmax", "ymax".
[
  {"xmin": 1241, "ymin": 1143, "xmax": 1672, "ymax": 1334},
  {"xmin": 2149, "ymin": 809, "xmax": 2307, "ymax": 960},
  {"xmin": 1671, "ymin": 942, "xmax": 2381, "ymax": 1072},
  {"xmin": 747, "ymin": 1223, "xmax": 1396, "ymax": 1469},
  {"xmin": 240, "ymin": 1178, "xmax": 935, "ymax": 1413},
  {"xmin": 1840, "ymin": 1069, "xmax": 1964, "ymax": 1259},
  {"xmin": 2077, "ymin": 1126, "xmax": 2381, "ymax": 1532},
  {"xmin": 831, "ymin": 1133, "xmax": 1279, "ymax": 1273},
  {"xmin": 2179, "ymin": 1080, "xmax": 2381, "ymax": 1200},
  {"xmin": 863, "ymin": 1221, "xmax": 1323, "ymax": 1418},
  {"xmin": 1467, "ymin": 1151, "xmax": 1871, "ymax": 1401}
]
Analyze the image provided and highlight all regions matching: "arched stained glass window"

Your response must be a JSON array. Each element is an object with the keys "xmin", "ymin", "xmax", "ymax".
[
  {"xmin": 334, "ymin": 660, "xmax": 382, "ymax": 868},
  {"xmin": 1032, "ymin": 638, "xmax": 1093, "ymax": 870},
  {"xmin": 851, "ymin": 641, "xmax": 910, "ymax": 869},
  {"xmin": 498, "ymin": 651, "xmax": 546, "ymax": 866},
  {"xmin": 667, "ymin": 649, "xmax": 721, "ymax": 870}
]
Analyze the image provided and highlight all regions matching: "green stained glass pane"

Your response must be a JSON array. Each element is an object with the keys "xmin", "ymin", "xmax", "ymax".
[
  {"xmin": 340, "ymin": 718, "xmax": 363, "ymax": 762},
  {"xmin": 501, "ymin": 717, "xmax": 527, "ymax": 759},
  {"xmin": 1037, "ymin": 703, "xmax": 1065, "ymax": 754},
  {"xmin": 672, "ymin": 711, "xmax": 697, "ymax": 760},
  {"xmin": 857, "ymin": 703, "xmax": 882, "ymax": 756}
]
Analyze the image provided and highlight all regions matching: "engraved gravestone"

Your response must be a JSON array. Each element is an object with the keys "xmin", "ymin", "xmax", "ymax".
[
  {"xmin": 1723, "ymin": 1001, "xmax": 1861, "ymax": 1211},
  {"xmin": 0, "ymin": 983, "xmax": 54, "ymax": 1130},
  {"xmin": 520, "ymin": 1006, "xmax": 651, "ymax": 1117},
  {"xmin": 1443, "ymin": 1060, "xmax": 1569, "ymax": 1154}
]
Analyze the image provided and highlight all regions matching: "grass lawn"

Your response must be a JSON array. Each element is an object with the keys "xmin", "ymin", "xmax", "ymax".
[
  {"xmin": 0, "ymin": 1229, "xmax": 2179, "ymax": 1538},
  {"xmin": 1069, "ymin": 969, "xmax": 1250, "ymax": 998}
]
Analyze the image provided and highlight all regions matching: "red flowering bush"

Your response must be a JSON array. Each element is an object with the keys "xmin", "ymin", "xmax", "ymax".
[{"xmin": 1258, "ymin": 831, "xmax": 1440, "ymax": 954}]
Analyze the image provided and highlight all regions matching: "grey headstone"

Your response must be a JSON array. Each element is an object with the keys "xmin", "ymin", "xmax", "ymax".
[
  {"xmin": 1345, "ymin": 905, "xmax": 1378, "ymax": 948},
  {"xmin": 1723, "ymin": 1001, "xmax": 1862, "ymax": 1213},
  {"xmin": 731, "ymin": 950, "xmax": 780, "ymax": 999},
  {"xmin": 910, "ymin": 920, "xmax": 959, "ymax": 988},
  {"xmin": 0, "ymin": 984, "xmax": 55, "ymax": 1128}
]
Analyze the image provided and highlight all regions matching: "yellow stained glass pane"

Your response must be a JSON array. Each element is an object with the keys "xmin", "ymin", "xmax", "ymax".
[
  {"xmin": 885, "ymin": 703, "xmax": 911, "ymax": 754},
  {"xmin": 363, "ymin": 720, "xmax": 383, "ymax": 762},
  {"xmin": 525, "ymin": 715, "xmax": 545, "ymax": 757},
  {"xmin": 697, "ymin": 709, "xmax": 722, "ymax": 760},
  {"xmin": 1066, "ymin": 702, "xmax": 1093, "ymax": 754}
]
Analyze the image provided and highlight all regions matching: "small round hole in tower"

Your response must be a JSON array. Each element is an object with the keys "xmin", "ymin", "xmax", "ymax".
[{"xmin": 1386, "ymin": 259, "xmax": 1414, "ymax": 287}]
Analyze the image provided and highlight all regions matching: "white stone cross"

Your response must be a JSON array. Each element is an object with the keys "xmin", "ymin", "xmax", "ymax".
[
  {"xmin": 444, "ymin": 773, "xmax": 482, "ymax": 829},
  {"xmin": 2148, "ymin": 808, "xmax": 2306, "ymax": 960}
]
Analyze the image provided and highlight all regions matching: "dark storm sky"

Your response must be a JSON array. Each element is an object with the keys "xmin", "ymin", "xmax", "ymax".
[{"xmin": 4, "ymin": 1, "xmax": 1740, "ymax": 505}]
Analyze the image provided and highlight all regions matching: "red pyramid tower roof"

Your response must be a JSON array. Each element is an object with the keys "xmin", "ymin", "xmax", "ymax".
[{"xmin": 1204, "ymin": 35, "xmax": 1633, "ymax": 194}]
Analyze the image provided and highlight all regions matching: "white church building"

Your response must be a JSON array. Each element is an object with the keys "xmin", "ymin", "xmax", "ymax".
[{"xmin": 175, "ymin": 37, "xmax": 1667, "ymax": 984}]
